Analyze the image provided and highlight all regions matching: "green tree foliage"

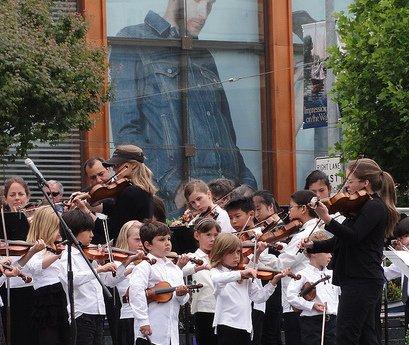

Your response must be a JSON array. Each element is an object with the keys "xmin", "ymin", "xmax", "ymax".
[
  {"xmin": 328, "ymin": 0, "xmax": 409, "ymax": 203},
  {"xmin": 0, "ymin": 0, "xmax": 108, "ymax": 157}
]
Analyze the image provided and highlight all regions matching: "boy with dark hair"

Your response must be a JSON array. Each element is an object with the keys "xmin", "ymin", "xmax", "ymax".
[
  {"xmin": 59, "ymin": 208, "xmax": 121, "ymax": 345},
  {"xmin": 287, "ymin": 231, "xmax": 339, "ymax": 345},
  {"xmin": 129, "ymin": 220, "xmax": 190, "ymax": 345},
  {"xmin": 224, "ymin": 196, "xmax": 270, "ymax": 345}
]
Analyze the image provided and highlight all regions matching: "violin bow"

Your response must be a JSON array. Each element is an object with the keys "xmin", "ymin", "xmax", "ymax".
[
  {"xmin": 320, "ymin": 302, "xmax": 328, "ymax": 345},
  {"xmin": 1, "ymin": 206, "xmax": 11, "ymax": 345},
  {"xmin": 237, "ymin": 216, "xmax": 252, "ymax": 238},
  {"xmin": 96, "ymin": 213, "xmax": 116, "ymax": 283}
]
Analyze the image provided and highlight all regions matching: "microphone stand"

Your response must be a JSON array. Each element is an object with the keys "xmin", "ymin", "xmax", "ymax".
[{"xmin": 33, "ymin": 176, "xmax": 112, "ymax": 345}]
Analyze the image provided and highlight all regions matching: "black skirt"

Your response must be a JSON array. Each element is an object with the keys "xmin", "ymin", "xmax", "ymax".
[
  {"xmin": 32, "ymin": 282, "xmax": 69, "ymax": 328},
  {"xmin": 0, "ymin": 285, "xmax": 37, "ymax": 345}
]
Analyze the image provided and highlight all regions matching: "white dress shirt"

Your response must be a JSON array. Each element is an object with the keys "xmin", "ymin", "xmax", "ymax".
[
  {"xmin": 59, "ymin": 246, "xmax": 126, "ymax": 320},
  {"xmin": 24, "ymin": 251, "xmax": 62, "ymax": 290},
  {"xmin": 116, "ymin": 262, "xmax": 135, "ymax": 320},
  {"xmin": 215, "ymin": 206, "xmax": 235, "ymax": 233},
  {"xmin": 182, "ymin": 249, "xmax": 215, "ymax": 314},
  {"xmin": 384, "ymin": 263, "xmax": 409, "ymax": 297},
  {"xmin": 262, "ymin": 218, "xmax": 325, "ymax": 313},
  {"xmin": 211, "ymin": 266, "xmax": 276, "ymax": 334},
  {"xmin": 287, "ymin": 264, "xmax": 340, "ymax": 316},
  {"xmin": 129, "ymin": 253, "xmax": 189, "ymax": 345}
]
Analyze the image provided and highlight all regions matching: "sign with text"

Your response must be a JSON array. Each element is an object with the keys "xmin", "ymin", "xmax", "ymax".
[
  {"xmin": 315, "ymin": 156, "xmax": 342, "ymax": 192},
  {"xmin": 302, "ymin": 21, "xmax": 327, "ymax": 129}
]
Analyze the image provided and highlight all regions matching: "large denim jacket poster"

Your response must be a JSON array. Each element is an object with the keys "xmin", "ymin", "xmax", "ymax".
[{"xmin": 108, "ymin": 1, "xmax": 263, "ymax": 215}]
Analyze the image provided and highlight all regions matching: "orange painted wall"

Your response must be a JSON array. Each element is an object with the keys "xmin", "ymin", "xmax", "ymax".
[
  {"xmin": 266, "ymin": 0, "xmax": 296, "ymax": 204},
  {"xmin": 79, "ymin": 0, "xmax": 110, "ymax": 160}
]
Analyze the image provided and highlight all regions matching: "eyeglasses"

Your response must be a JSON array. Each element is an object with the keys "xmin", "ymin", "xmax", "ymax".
[
  {"xmin": 346, "ymin": 179, "xmax": 363, "ymax": 185},
  {"xmin": 288, "ymin": 205, "xmax": 302, "ymax": 210},
  {"xmin": 46, "ymin": 192, "xmax": 61, "ymax": 197}
]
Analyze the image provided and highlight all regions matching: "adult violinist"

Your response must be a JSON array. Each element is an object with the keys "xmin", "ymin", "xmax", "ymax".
[
  {"xmin": 74, "ymin": 145, "xmax": 155, "ymax": 241},
  {"xmin": 300, "ymin": 158, "xmax": 400, "ymax": 345}
]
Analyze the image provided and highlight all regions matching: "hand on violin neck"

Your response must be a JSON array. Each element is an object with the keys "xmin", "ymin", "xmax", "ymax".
[
  {"xmin": 313, "ymin": 302, "xmax": 326, "ymax": 313},
  {"xmin": 271, "ymin": 268, "xmax": 291, "ymax": 285},
  {"xmin": 255, "ymin": 241, "xmax": 268, "ymax": 258},
  {"xmin": 97, "ymin": 261, "xmax": 117, "ymax": 273},
  {"xmin": 240, "ymin": 267, "xmax": 257, "ymax": 280},
  {"xmin": 176, "ymin": 254, "xmax": 190, "ymax": 269},
  {"xmin": 29, "ymin": 239, "xmax": 46, "ymax": 254},
  {"xmin": 2, "ymin": 265, "xmax": 21, "ymax": 278},
  {"xmin": 194, "ymin": 262, "xmax": 211, "ymax": 273},
  {"xmin": 175, "ymin": 285, "xmax": 189, "ymax": 296},
  {"xmin": 124, "ymin": 251, "xmax": 145, "ymax": 267}
]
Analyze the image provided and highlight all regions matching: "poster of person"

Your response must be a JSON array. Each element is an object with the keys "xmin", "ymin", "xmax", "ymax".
[
  {"xmin": 302, "ymin": 21, "xmax": 327, "ymax": 129},
  {"xmin": 107, "ymin": 0, "xmax": 262, "ymax": 215}
]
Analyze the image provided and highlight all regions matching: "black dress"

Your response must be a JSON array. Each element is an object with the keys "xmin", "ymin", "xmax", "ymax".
[{"xmin": 0, "ymin": 210, "xmax": 36, "ymax": 345}]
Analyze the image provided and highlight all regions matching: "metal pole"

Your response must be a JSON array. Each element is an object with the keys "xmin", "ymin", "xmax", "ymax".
[{"xmin": 325, "ymin": 0, "xmax": 341, "ymax": 149}]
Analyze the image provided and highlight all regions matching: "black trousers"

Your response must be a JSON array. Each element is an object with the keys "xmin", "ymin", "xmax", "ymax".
[
  {"xmin": 337, "ymin": 282, "xmax": 383, "ymax": 345},
  {"xmin": 118, "ymin": 318, "xmax": 134, "ymax": 345},
  {"xmin": 300, "ymin": 315, "xmax": 336, "ymax": 345},
  {"xmin": 405, "ymin": 301, "xmax": 409, "ymax": 335},
  {"xmin": 75, "ymin": 314, "xmax": 104, "ymax": 345},
  {"xmin": 217, "ymin": 325, "xmax": 251, "ymax": 345},
  {"xmin": 194, "ymin": 312, "xmax": 217, "ymax": 345},
  {"xmin": 251, "ymin": 308, "xmax": 264, "ymax": 345},
  {"xmin": 105, "ymin": 287, "xmax": 121, "ymax": 345},
  {"xmin": 261, "ymin": 282, "xmax": 283, "ymax": 345},
  {"xmin": 283, "ymin": 312, "xmax": 301, "ymax": 345}
]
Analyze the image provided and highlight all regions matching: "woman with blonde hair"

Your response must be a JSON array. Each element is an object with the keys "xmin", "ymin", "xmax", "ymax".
[
  {"xmin": 25, "ymin": 206, "xmax": 69, "ymax": 345},
  {"xmin": 301, "ymin": 157, "xmax": 400, "ymax": 345},
  {"xmin": 100, "ymin": 145, "xmax": 156, "ymax": 239}
]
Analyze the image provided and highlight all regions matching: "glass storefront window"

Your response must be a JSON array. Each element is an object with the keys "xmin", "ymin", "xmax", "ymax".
[
  {"xmin": 292, "ymin": 0, "xmax": 352, "ymax": 189},
  {"xmin": 107, "ymin": 0, "xmax": 265, "ymax": 215},
  {"xmin": 108, "ymin": 0, "xmax": 263, "ymax": 42}
]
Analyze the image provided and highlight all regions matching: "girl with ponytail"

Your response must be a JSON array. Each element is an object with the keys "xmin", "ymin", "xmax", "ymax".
[{"xmin": 300, "ymin": 158, "xmax": 399, "ymax": 345}]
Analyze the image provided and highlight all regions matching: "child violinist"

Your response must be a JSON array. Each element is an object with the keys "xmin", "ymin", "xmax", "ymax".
[
  {"xmin": 210, "ymin": 233, "xmax": 288, "ymax": 345},
  {"xmin": 252, "ymin": 190, "xmax": 285, "ymax": 345},
  {"xmin": 114, "ymin": 220, "xmax": 145, "ymax": 345},
  {"xmin": 182, "ymin": 218, "xmax": 221, "ymax": 345},
  {"xmin": 304, "ymin": 170, "xmax": 332, "ymax": 199},
  {"xmin": 184, "ymin": 180, "xmax": 235, "ymax": 232},
  {"xmin": 224, "ymin": 196, "xmax": 279, "ymax": 345},
  {"xmin": 24, "ymin": 206, "xmax": 69, "ymax": 345},
  {"xmin": 128, "ymin": 220, "xmax": 189, "ymax": 345},
  {"xmin": 59, "ymin": 208, "xmax": 128, "ymax": 345},
  {"xmin": 287, "ymin": 231, "xmax": 339, "ymax": 345}
]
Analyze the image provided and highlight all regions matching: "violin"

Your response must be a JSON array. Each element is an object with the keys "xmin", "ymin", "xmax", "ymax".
[
  {"xmin": 299, "ymin": 275, "xmax": 331, "ymax": 301},
  {"xmin": 146, "ymin": 280, "xmax": 203, "ymax": 304},
  {"xmin": 240, "ymin": 220, "xmax": 302, "ymax": 258},
  {"xmin": 235, "ymin": 263, "xmax": 301, "ymax": 281},
  {"xmin": 166, "ymin": 252, "xmax": 204, "ymax": 266},
  {"xmin": 82, "ymin": 245, "xmax": 155, "ymax": 265},
  {"xmin": 309, "ymin": 190, "xmax": 371, "ymax": 216},
  {"xmin": 65, "ymin": 178, "xmax": 132, "ymax": 207},
  {"xmin": 0, "ymin": 240, "xmax": 63, "ymax": 256}
]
